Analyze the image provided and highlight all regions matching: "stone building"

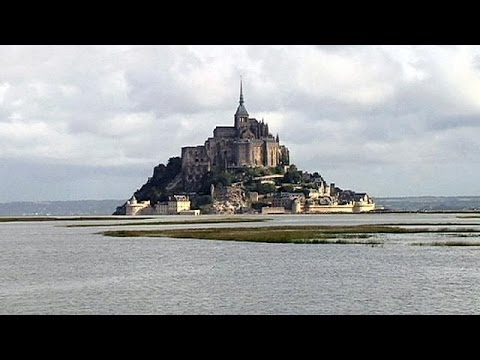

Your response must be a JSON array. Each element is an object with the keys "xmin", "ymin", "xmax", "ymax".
[
  {"xmin": 125, "ymin": 194, "xmax": 194, "ymax": 216},
  {"xmin": 272, "ymin": 192, "xmax": 305, "ymax": 211},
  {"xmin": 154, "ymin": 195, "xmax": 192, "ymax": 215},
  {"xmin": 181, "ymin": 81, "xmax": 290, "ymax": 190},
  {"xmin": 125, "ymin": 195, "xmax": 151, "ymax": 216}
]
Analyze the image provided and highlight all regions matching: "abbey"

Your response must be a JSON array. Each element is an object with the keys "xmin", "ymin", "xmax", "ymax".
[{"xmin": 181, "ymin": 81, "xmax": 290, "ymax": 190}]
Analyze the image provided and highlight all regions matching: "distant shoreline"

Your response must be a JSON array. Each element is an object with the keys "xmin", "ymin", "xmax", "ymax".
[
  {"xmin": 1, "ymin": 197, "xmax": 480, "ymax": 216},
  {"xmin": 1, "ymin": 210, "xmax": 480, "ymax": 221},
  {"xmin": 370, "ymin": 209, "xmax": 480, "ymax": 214}
]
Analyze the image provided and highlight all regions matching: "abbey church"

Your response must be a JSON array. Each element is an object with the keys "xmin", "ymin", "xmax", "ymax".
[{"xmin": 181, "ymin": 81, "xmax": 290, "ymax": 190}]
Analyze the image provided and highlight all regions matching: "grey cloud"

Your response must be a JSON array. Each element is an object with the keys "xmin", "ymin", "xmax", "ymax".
[
  {"xmin": 315, "ymin": 45, "xmax": 369, "ymax": 53},
  {"xmin": 474, "ymin": 54, "xmax": 480, "ymax": 71},
  {"xmin": 428, "ymin": 114, "xmax": 480, "ymax": 131},
  {"xmin": 125, "ymin": 70, "xmax": 199, "ymax": 115}
]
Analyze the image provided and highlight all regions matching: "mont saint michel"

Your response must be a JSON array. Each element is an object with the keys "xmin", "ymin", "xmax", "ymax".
[
  {"xmin": 3, "ymin": 46, "xmax": 480, "ymax": 316},
  {"xmin": 115, "ymin": 81, "xmax": 375, "ymax": 216}
]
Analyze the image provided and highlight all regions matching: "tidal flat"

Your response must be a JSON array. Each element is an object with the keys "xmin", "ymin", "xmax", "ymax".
[
  {"xmin": 66, "ymin": 217, "xmax": 270, "ymax": 227},
  {"xmin": 0, "ymin": 216, "xmax": 150, "ymax": 222}
]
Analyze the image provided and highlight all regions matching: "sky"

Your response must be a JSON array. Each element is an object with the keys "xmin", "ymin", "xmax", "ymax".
[{"xmin": 1, "ymin": 45, "xmax": 480, "ymax": 202}]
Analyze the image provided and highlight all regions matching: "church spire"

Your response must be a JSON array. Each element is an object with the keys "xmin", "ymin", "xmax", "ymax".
[
  {"xmin": 239, "ymin": 76, "xmax": 244, "ymax": 105},
  {"xmin": 234, "ymin": 76, "xmax": 249, "ymax": 123}
]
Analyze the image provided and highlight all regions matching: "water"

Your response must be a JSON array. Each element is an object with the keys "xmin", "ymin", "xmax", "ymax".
[{"xmin": 1, "ymin": 214, "xmax": 479, "ymax": 314}]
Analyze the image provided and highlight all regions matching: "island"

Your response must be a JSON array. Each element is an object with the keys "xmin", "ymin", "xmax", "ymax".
[{"xmin": 114, "ymin": 81, "xmax": 375, "ymax": 215}]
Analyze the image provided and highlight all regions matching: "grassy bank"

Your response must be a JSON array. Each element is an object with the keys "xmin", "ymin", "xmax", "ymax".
[
  {"xmin": 102, "ymin": 227, "xmax": 380, "ymax": 244},
  {"xmin": 101, "ymin": 224, "xmax": 480, "ymax": 244},
  {"xmin": 377, "ymin": 222, "xmax": 480, "ymax": 226},
  {"xmin": 412, "ymin": 241, "xmax": 480, "ymax": 246},
  {"xmin": 66, "ymin": 217, "xmax": 270, "ymax": 227}
]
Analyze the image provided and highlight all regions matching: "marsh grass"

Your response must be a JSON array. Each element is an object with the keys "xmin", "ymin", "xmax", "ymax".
[
  {"xmin": 447, "ymin": 233, "xmax": 480, "ymax": 238},
  {"xmin": 66, "ymin": 217, "xmax": 270, "ymax": 227},
  {"xmin": 411, "ymin": 241, "xmax": 480, "ymax": 247},
  {"xmin": 376, "ymin": 222, "xmax": 480, "ymax": 226},
  {"xmin": 102, "ymin": 228, "xmax": 382, "ymax": 244},
  {"xmin": 101, "ymin": 224, "xmax": 480, "ymax": 244},
  {"xmin": 100, "ymin": 224, "xmax": 403, "ymax": 244}
]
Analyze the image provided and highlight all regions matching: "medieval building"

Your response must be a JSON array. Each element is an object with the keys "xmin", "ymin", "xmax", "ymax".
[{"xmin": 181, "ymin": 81, "xmax": 290, "ymax": 190}]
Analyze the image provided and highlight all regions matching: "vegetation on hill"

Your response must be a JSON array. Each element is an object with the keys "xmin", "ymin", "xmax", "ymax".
[
  {"xmin": 141, "ymin": 161, "xmax": 317, "ymax": 200},
  {"xmin": 134, "ymin": 156, "xmax": 183, "ymax": 203},
  {"xmin": 197, "ymin": 170, "xmax": 236, "ymax": 194},
  {"xmin": 124, "ymin": 159, "xmax": 316, "ymax": 201},
  {"xmin": 282, "ymin": 164, "xmax": 302, "ymax": 184}
]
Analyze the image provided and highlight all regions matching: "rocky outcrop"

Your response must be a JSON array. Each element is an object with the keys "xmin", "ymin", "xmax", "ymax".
[{"xmin": 211, "ymin": 184, "xmax": 249, "ymax": 214}]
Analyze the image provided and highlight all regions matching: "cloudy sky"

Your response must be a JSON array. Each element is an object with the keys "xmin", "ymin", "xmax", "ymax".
[{"xmin": 0, "ymin": 45, "xmax": 479, "ymax": 202}]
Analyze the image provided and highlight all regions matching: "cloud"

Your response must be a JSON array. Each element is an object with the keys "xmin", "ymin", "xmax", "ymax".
[{"xmin": 1, "ymin": 45, "xmax": 480, "ymax": 200}]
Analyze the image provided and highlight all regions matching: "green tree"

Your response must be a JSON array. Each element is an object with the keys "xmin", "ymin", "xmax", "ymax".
[
  {"xmin": 256, "ymin": 183, "xmax": 277, "ymax": 194},
  {"xmin": 282, "ymin": 164, "xmax": 302, "ymax": 184},
  {"xmin": 274, "ymin": 165, "xmax": 285, "ymax": 175},
  {"xmin": 134, "ymin": 156, "xmax": 183, "ymax": 202},
  {"xmin": 280, "ymin": 184, "xmax": 295, "ymax": 193},
  {"xmin": 193, "ymin": 195, "xmax": 212, "ymax": 207},
  {"xmin": 198, "ymin": 170, "xmax": 235, "ymax": 194}
]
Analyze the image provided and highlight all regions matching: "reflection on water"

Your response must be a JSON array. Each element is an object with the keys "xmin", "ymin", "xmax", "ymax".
[{"xmin": 0, "ymin": 213, "xmax": 479, "ymax": 314}]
